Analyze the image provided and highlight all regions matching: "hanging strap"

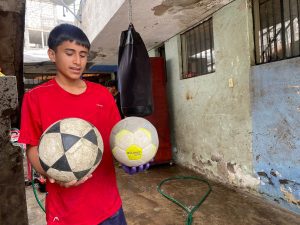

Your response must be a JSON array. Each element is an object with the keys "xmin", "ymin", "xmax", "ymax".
[{"xmin": 128, "ymin": 0, "xmax": 133, "ymax": 25}]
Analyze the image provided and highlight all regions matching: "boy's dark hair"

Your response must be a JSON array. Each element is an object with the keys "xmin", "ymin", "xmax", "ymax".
[{"xmin": 48, "ymin": 23, "xmax": 90, "ymax": 51}]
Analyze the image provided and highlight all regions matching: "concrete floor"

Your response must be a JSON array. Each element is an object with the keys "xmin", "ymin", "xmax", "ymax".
[{"xmin": 25, "ymin": 164, "xmax": 300, "ymax": 225}]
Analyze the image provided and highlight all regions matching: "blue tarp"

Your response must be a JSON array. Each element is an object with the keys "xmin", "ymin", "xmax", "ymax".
[{"xmin": 88, "ymin": 65, "xmax": 118, "ymax": 73}]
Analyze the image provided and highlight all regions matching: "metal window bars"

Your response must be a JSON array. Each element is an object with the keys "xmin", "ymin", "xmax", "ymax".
[
  {"xmin": 181, "ymin": 18, "xmax": 215, "ymax": 79},
  {"xmin": 253, "ymin": 0, "xmax": 300, "ymax": 64}
]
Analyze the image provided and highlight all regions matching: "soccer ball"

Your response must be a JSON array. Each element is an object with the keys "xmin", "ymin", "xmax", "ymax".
[
  {"xmin": 38, "ymin": 118, "xmax": 103, "ymax": 183},
  {"xmin": 110, "ymin": 117, "xmax": 159, "ymax": 167}
]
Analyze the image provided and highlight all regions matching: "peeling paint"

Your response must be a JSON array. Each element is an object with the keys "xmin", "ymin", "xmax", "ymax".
[
  {"xmin": 211, "ymin": 153, "xmax": 222, "ymax": 162},
  {"xmin": 207, "ymin": 160, "xmax": 212, "ymax": 166},
  {"xmin": 279, "ymin": 179, "xmax": 300, "ymax": 202},
  {"xmin": 228, "ymin": 164, "xmax": 260, "ymax": 188},
  {"xmin": 257, "ymin": 171, "xmax": 274, "ymax": 185},
  {"xmin": 191, "ymin": 153, "xmax": 213, "ymax": 168},
  {"xmin": 152, "ymin": 4, "xmax": 171, "ymax": 16},
  {"xmin": 280, "ymin": 187, "xmax": 300, "ymax": 206},
  {"xmin": 270, "ymin": 169, "xmax": 281, "ymax": 177},
  {"xmin": 279, "ymin": 179, "xmax": 290, "ymax": 185},
  {"xmin": 255, "ymin": 154, "xmax": 260, "ymax": 161},
  {"xmin": 227, "ymin": 162, "xmax": 236, "ymax": 173},
  {"xmin": 152, "ymin": 0, "xmax": 201, "ymax": 16}
]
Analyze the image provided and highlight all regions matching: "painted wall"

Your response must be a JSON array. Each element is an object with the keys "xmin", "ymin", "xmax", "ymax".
[
  {"xmin": 252, "ymin": 58, "xmax": 300, "ymax": 214},
  {"xmin": 165, "ymin": 0, "xmax": 258, "ymax": 188}
]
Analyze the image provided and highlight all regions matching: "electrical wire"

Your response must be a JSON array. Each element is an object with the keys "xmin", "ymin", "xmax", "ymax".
[{"xmin": 157, "ymin": 176, "xmax": 212, "ymax": 225}]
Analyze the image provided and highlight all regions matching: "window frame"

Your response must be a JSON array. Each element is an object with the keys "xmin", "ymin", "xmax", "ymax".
[{"xmin": 180, "ymin": 17, "xmax": 215, "ymax": 79}]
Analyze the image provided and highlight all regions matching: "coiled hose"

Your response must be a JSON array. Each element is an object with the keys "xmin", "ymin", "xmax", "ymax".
[{"xmin": 157, "ymin": 176, "xmax": 212, "ymax": 225}]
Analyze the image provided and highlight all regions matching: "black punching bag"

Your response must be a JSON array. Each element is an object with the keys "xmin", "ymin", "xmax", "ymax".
[{"xmin": 118, "ymin": 23, "xmax": 153, "ymax": 117}]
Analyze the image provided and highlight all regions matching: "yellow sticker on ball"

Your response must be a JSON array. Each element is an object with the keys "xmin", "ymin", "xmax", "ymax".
[{"xmin": 126, "ymin": 144, "xmax": 142, "ymax": 160}]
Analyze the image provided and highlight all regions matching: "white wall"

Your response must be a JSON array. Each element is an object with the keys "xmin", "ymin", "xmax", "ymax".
[
  {"xmin": 165, "ymin": 0, "xmax": 259, "ymax": 189},
  {"xmin": 80, "ymin": 0, "xmax": 125, "ymax": 43}
]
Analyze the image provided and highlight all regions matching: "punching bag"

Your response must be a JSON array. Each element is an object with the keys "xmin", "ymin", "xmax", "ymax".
[{"xmin": 118, "ymin": 23, "xmax": 153, "ymax": 117}]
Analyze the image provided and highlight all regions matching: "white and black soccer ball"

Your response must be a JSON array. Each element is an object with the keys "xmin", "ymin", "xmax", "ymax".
[
  {"xmin": 110, "ymin": 117, "xmax": 159, "ymax": 167},
  {"xmin": 38, "ymin": 118, "xmax": 103, "ymax": 183}
]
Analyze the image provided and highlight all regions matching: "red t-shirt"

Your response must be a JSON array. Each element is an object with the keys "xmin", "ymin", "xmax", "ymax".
[{"xmin": 19, "ymin": 79, "xmax": 122, "ymax": 225}]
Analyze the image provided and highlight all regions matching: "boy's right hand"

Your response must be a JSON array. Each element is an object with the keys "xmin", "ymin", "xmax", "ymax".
[{"xmin": 48, "ymin": 174, "xmax": 93, "ymax": 188}]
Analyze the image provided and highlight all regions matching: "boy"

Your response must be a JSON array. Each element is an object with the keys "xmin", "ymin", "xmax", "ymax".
[{"xmin": 19, "ymin": 23, "xmax": 128, "ymax": 225}]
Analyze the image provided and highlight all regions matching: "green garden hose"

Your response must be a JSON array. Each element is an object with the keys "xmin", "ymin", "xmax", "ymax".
[
  {"xmin": 31, "ymin": 169, "xmax": 46, "ymax": 213},
  {"xmin": 157, "ymin": 176, "xmax": 212, "ymax": 225}
]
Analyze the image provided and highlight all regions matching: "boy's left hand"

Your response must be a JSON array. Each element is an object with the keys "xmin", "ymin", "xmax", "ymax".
[{"xmin": 122, "ymin": 162, "xmax": 151, "ymax": 175}]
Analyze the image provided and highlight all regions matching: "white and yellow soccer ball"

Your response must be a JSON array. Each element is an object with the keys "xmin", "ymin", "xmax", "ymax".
[
  {"xmin": 110, "ymin": 117, "xmax": 159, "ymax": 167},
  {"xmin": 38, "ymin": 118, "xmax": 103, "ymax": 183}
]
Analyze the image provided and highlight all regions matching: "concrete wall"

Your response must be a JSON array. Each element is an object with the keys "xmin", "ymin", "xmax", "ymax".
[
  {"xmin": 0, "ymin": 77, "xmax": 28, "ymax": 225},
  {"xmin": 252, "ymin": 58, "xmax": 300, "ymax": 214},
  {"xmin": 0, "ymin": 0, "xmax": 28, "ymax": 224},
  {"xmin": 0, "ymin": 0, "xmax": 25, "ymax": 101},
  {"xmin": 80, "ymin": 0, "xmax": 125, "ymax": 43},
  {"xmin": 166, "ymin": 0, "xmax": 258, "ymax": 188}
]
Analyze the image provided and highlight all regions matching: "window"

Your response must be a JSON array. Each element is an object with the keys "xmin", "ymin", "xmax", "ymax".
[
  {"xmin": 28, "ymin": 30, "xmax": 43, "ymax": 48},
  {"xmin": 28, "ymin": 30, "xmax": 50, "ymax": 48},
  {"xmin": 253, "ymin": 0, "xmax": 300, "ymax": 64},
  {"xmin": 181, "ymin": 18, "xmax": 215, "ymax": 79}
]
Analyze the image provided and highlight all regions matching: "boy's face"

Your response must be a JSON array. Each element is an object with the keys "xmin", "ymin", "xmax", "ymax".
[{"xmin": 48, "ymin": 40, "xmax": 88, "ymax": 81}]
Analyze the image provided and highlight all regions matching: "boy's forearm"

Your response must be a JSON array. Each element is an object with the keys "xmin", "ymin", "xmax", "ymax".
[{"xmin": 26, "ymin": 146, "xmax": 47, "ymax": 177}]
